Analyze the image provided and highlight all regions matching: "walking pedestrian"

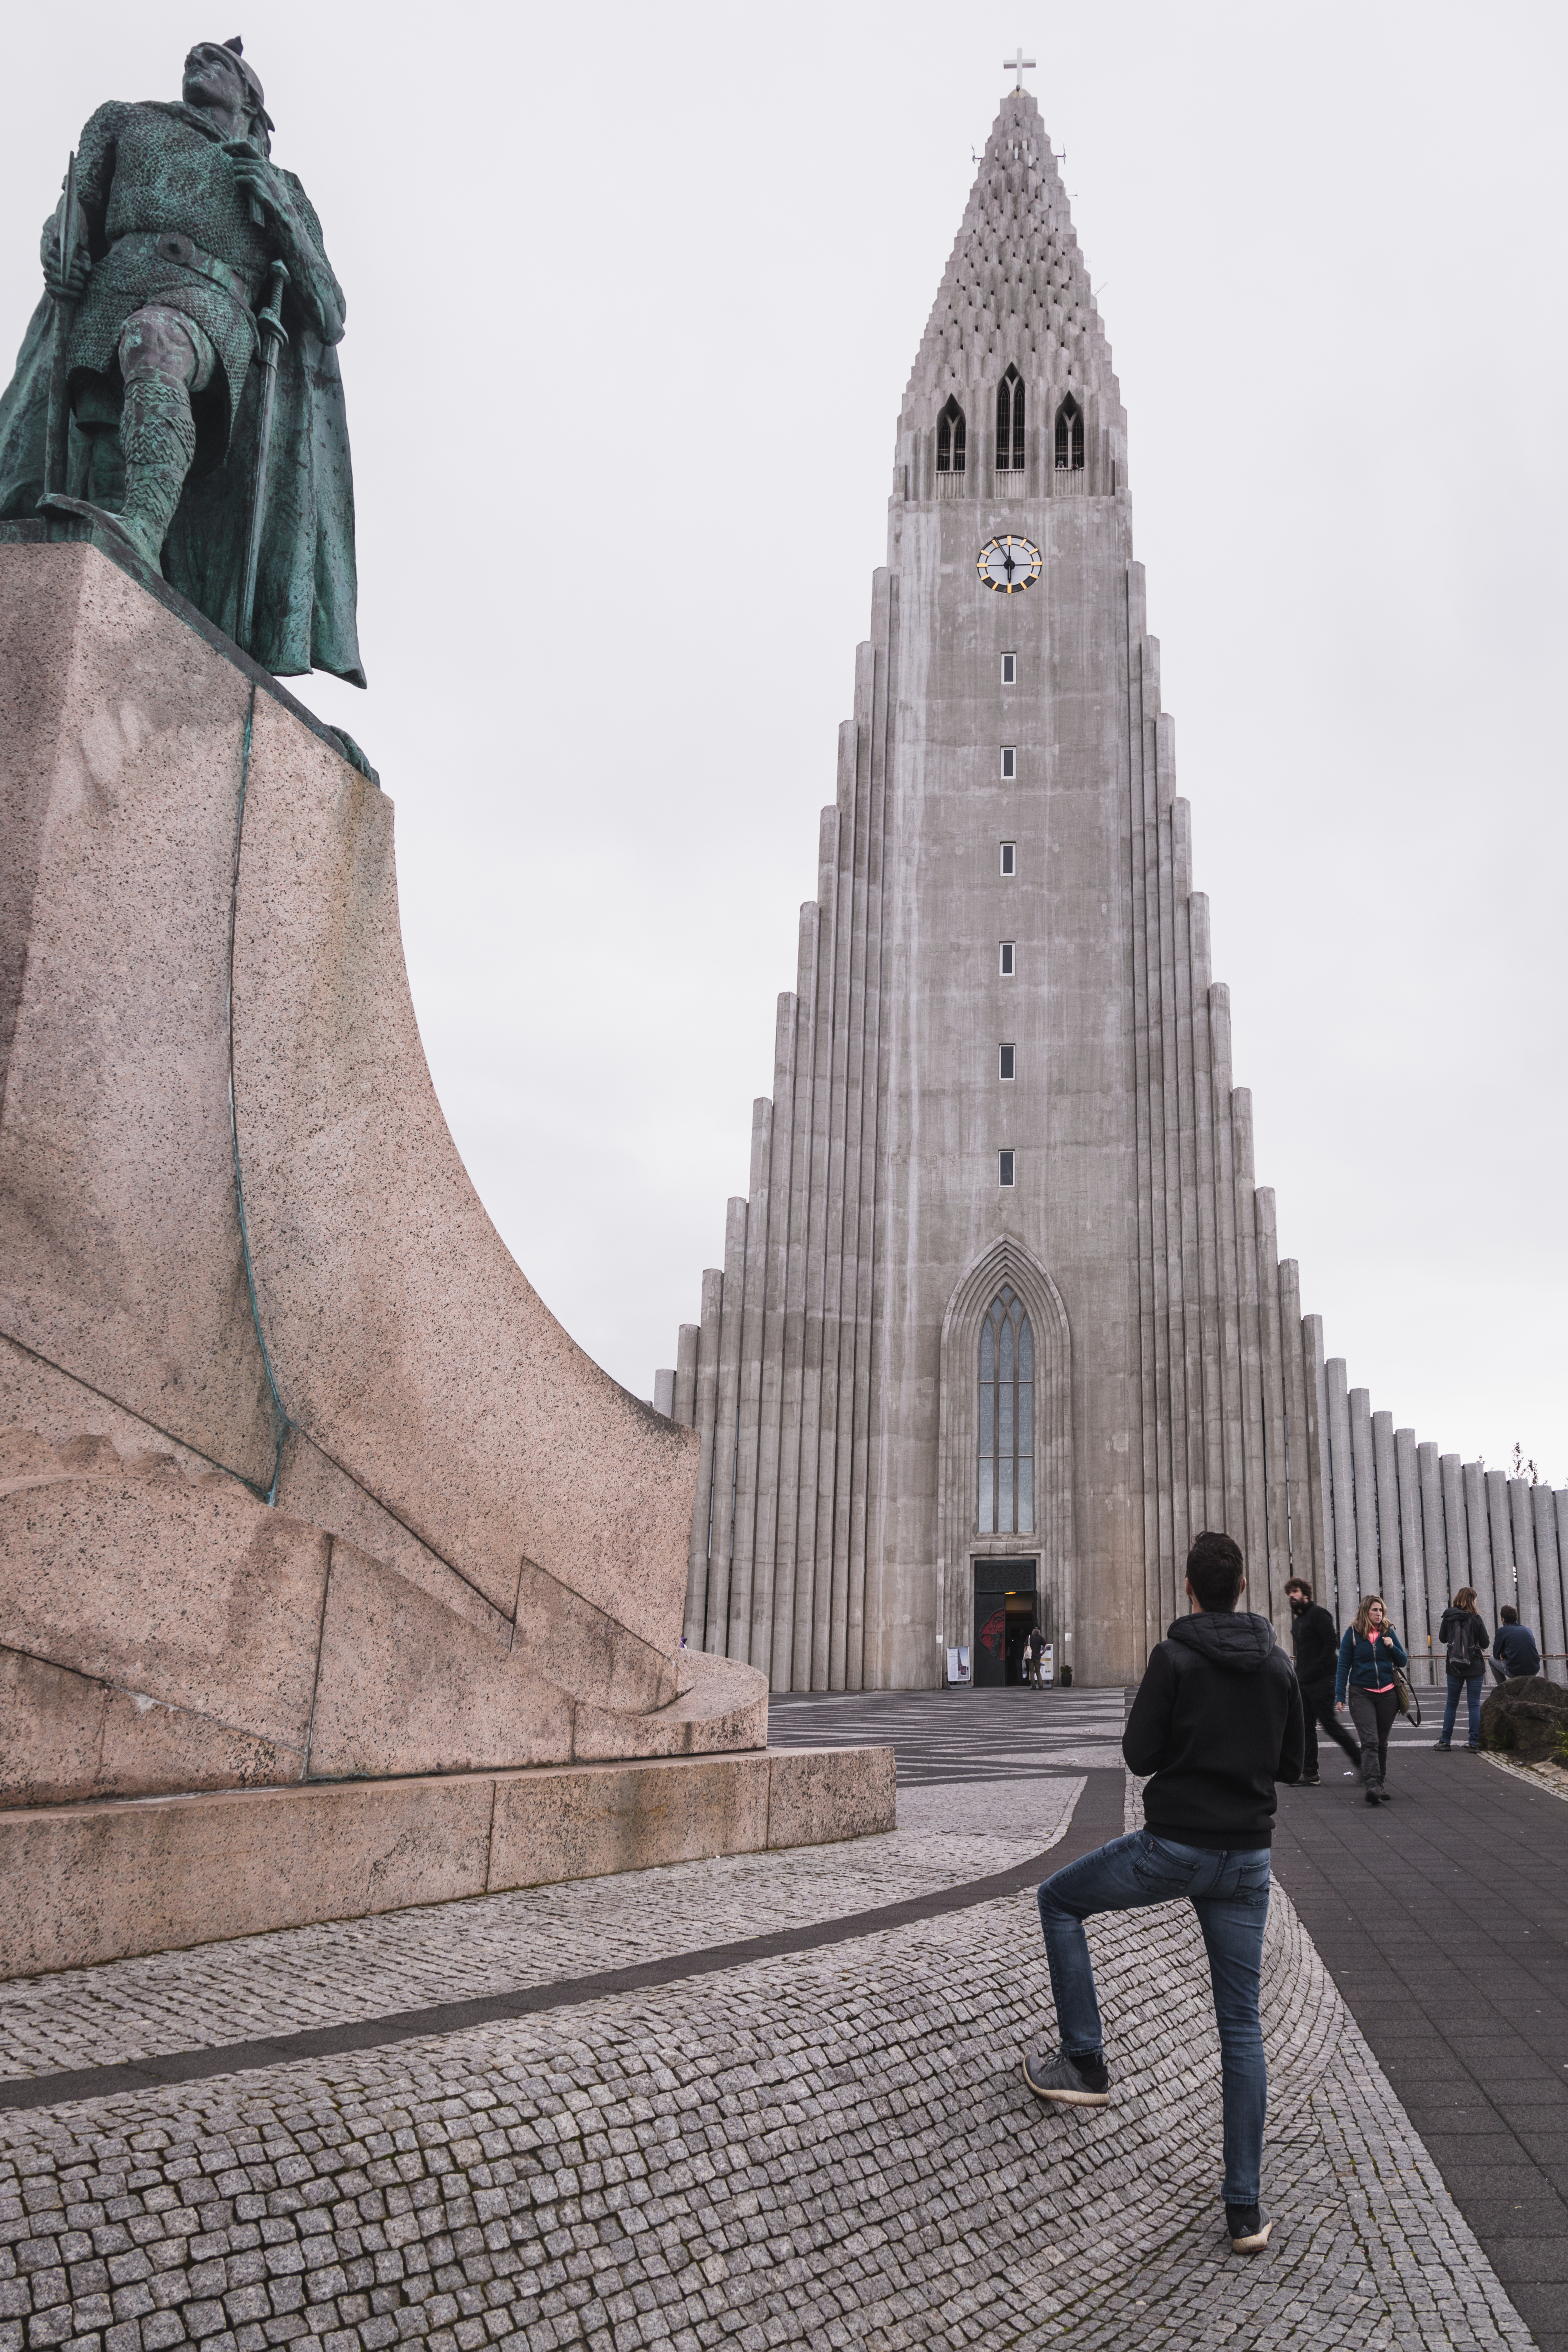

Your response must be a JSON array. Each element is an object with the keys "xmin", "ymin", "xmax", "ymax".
[
  {"xmin": 1489, "ymin": 1605, "xmax": 1541, "ymax": 1685},
  {"xmin": 1025, "ymin": 1529, "xmax": 1303, "ymax": 2256},
  {"xmin": 1436, "ymin": 1588, "xmax": 1491, "ymax": 1749},
  {"xmin": 1025, "ymin": 1624, "xmax": 1047, "ymax": 1689},
  {"xmin": 1334, "ymin": 1595, "xmax": 1408, "ymax": 1805},
  {"xmin": 1285, "ymin": 1577, "xmax": 1360, "ymax": 1785}
]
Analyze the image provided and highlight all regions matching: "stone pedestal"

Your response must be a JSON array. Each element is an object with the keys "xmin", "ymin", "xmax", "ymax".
[{"xmin": 0, "ymin": 543, "xmax": 892, "ymax": 1978}]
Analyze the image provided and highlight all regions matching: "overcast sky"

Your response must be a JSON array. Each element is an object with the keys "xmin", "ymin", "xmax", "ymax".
[{"xmin": 4, "ymin": 0, "xmax": 1564, "ymax": 1486}]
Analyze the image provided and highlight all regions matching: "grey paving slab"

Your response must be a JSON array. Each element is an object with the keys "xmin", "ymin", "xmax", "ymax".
[{"xmin": 1271, "ymin": 1740, "xmax": 1568, "ymax": 2352}]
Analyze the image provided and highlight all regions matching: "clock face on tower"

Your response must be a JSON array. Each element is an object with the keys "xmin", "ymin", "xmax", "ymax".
[{"xmin": 976, "ymin": 535, "xmax": 1043, "ymax": 594}]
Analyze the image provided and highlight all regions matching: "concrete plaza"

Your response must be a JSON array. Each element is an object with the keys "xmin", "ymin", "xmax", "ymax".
[{"xmin": 2, "ymin": 1690, "xmax": 1559, "ymax": 2351}]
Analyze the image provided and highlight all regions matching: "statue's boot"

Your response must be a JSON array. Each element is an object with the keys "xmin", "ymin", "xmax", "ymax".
[{"xmin": 114, "ymin": 374, "xmax": 197, "ymax": 570}]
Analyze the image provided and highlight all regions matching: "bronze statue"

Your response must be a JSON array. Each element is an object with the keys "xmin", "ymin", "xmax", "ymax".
[{"xmin": 0, "ymin": 38, "xmax": 364, "ymax": 687}]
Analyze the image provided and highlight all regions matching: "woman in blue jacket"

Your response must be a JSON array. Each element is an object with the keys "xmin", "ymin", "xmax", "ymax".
[{"xmin": 1334, "ymin": 1595, "xmax": 1409, "ymax": 1806}]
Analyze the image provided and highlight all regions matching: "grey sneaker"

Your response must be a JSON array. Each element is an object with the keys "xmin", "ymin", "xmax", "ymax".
[
  {"xmin": 1226, "ymin": 2203, "xmax": 1273, "ymax": 2253},
  {"xmin": 1021, "ymin": 2046, "xmax": 1112, "ymax": 2107}
]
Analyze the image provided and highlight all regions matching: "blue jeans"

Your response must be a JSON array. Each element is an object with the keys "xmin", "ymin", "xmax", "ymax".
[
  {"xmin": 1441, "ymin": 1671, "xmax": 1483, "ymax": 1746},
  {"xmin": 1037, "ymin": 1831, "xmax": 1271, "ymax": 2206}
]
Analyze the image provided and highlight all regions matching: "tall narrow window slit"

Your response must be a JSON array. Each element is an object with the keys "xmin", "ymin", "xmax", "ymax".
[
  {"xmin": 978, "ymin": 1284, "xmax": 1034, "ymax": 1532},
  {"xmin": 937, "ymin": 396, "xmax": 967, "ymax": 474},
  {"xmin": 996, "ymin": 366, "xmax": 1025, "ymax": 472}
]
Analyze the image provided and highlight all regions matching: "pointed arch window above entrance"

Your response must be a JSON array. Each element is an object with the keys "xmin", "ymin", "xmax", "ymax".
[
  {"xmin": 1054, "ymin": 393, "xmax": 1084, "ymax": 472},
  {"xmin": 936, "ymin": 396, "xmax": 967, "ymax": 473},
  {"xmin": 996, "ymin": 367, "xmax": 1026, "ymax": 473},
  {"xmin": 978, "ymin": 1284, "xmax": 1035, "ymax": 1533}
]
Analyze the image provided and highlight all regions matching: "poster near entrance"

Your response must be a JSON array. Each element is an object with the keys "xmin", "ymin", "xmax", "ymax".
[{"xmin": 972, "ymin": 1559, "xmax": 1039, "ymax": 1687}]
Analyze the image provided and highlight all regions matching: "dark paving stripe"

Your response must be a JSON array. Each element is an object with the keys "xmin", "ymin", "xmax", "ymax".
[
  {"xmin": 0, "ymin": 1770, "xmax": 1124, "ymax": 2118},
  {"xmin": 1271, "ymin": 1748, "xmax": 1568, "ymax": 2352}
]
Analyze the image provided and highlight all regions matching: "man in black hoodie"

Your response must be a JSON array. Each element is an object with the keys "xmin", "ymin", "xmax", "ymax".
[
  {"xmin": 1023, "ymin": 1530, "xmax": 1303, "ymax": 2257},
  {"xmin": 1286, "ymin": 1577, "xmax": 1360, "ymax": 1784}
]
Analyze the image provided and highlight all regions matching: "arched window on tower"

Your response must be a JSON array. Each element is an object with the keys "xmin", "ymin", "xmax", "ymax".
[
  {"xmin": 978, "ymin": 1285, "xmax": 1035, "ymax": 1533},
  {"xmin": 996, "ymin": 366, "xmax": 1026, "ymax": 473},
  {"xmin": 1054, "ymin": 393, "xmax": 1084, "ymax": 472},
  {"xmin": 936, "ymin": 396, "xmax": 966, "ymax": 474}
]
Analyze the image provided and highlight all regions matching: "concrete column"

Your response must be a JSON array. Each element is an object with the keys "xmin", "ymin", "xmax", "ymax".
[
  {"xmin": 1188, "ymin": 899, "xmax": 1226, "ymax": 1526},
  {"xmin": 1253, "ymin": 1190, "xmax": 1291, "ymax": 1620},
  {"xmin": 672, "ymin": 1323, "xmax": 699, "ymax": 1429},
  {"xmin": 1208, "ymin": 987, "xmax": 1248, "ymax": 1552},
  {"xmin": 1370, "ymin": 1410, "xmax": 1403, "ymax": 1634},
  {"xmin": 1168, "ymin": 818, "xmax": 1207, "ymax": 1544},
  {"xmin": 845, "ymin": 585, "xmax": 893, "ymax": 1690},
  {"xmin": 1394, "ymin": 1428, "xmax": 1427, "ymax": 1673},
  {"xmin": 1462, "ymin": 1463, "xmax": 1495, "ymax": 1627},
  {"xmin": 1485, "ymin": 1469, "xmax": 1514, "ymax": 1618},
  {"xmin": 1276, "ymin": 1263, "xmax": 1312, "ymax": 1581},
  {"xmin": 1231, "ymin": 1091, "xmax": 1268, "ymax": 1591},
  {"xmin": 1299, "ymin": 1313, "xmax": 1332, "ymax": 1603},
  {"xmin": 1509, "ymin": 1480, "xmax": 1541, "ymax": 1668},
  {"xmin": 1348, "ymin": 1388, "xmax": 1377, "ymax": 1604},
  {"xmin": 1416, "ymin": 1442, "xmax": 1446, "ymax": 1674},
  {"xmin": 702, "ymin": 1198, "xmax": 750, "ymax": 1654},
  {"xmin": 1135, "ymin": 662, "xmax": 1181, "ymax": 1611},
  {"xmin": 685, "ymin": 1266, "xmax": 724, "ymax": 1647},
  {"xmin": 772, "ymin": 922, "xmax": 820, "ymax": 1688},
  {"xmin": 1326, "ymin": 1358, "xmax": 1357, "ymax": 1618},
  {"xmin": 794, "ymin": 815, "xmax": 841, "ymax": 1690},
  {"xmin": 1155, "ymin": 716, "xmax": 1194, "ymax": 1579},
  {"xmin": 1535, "ymin": 1486, "xmax": 1567, "ymax": 1685},
  {"xmin": 1439, "ymin": 1455, "xmax": 1469, "ymax": 1601},
  {"xmin": 812, "ymin": 698, "xmax": 866, "ymax": 1692},
  {"xmin": 653, "ymin": 1370, "xmax": 674, "ymax": 1418},
  {"xmin": 1125, "ymin": 601, "xmax": 1163, "ymax": 1639},
  {"xmin": 725, "ymin": 1103, "xmax": 773, "ymax": 1663},
  {"xmin": 749, "ymin": 994, "xmax": 799, "ymax": 1684}
]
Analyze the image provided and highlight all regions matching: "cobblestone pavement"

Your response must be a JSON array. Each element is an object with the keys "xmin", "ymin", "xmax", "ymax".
[
  {"xmin": 0, "ymin": 1784, "xmax": 1086, "ymax": 2084},
  {"xmin": 0, "ymin": 1749, "xmax": 1537, "ymax": 2352}
]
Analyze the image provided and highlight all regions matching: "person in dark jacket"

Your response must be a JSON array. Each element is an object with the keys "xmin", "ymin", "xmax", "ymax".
[
  {"xmin": 1334, "ymin": 1596, "xmax": 1408, "ymax": 1804},
  {"xmin": 1436, "ymin": 1587, "xmax": 1490, "ymax": 1751},
  {"xmin": 1024, "ymin": 1529, "xmax": 1303, "ymax": 2258},
  {"xmin": 1490, "ymin": 1605, "xmax": 1541, "ymax": 1685},
  {"xmin": 1286, "ymin": 1578, "xmax": 1360, "ymax": 1784}
]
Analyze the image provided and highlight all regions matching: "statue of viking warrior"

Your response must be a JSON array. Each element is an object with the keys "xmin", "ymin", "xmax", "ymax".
[{"xmin": 0, "ymin": 38, "xmax": 364, "ymax": 687}]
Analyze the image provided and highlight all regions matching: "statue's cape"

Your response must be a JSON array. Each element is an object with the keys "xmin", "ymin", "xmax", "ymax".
[{"xmin": 0, "ymin": 283, "xmax": 364, "ymax": 689}]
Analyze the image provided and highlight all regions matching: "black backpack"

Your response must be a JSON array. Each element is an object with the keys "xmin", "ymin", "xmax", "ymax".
[{"xmin": 1446, "ymin": 1611, "xmax": 1484, "ymax": 1671}]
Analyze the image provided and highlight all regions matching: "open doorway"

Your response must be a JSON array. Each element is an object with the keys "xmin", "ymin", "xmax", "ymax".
[{"xmin": 973, "ymin": 1558, "xmax": 1039, "ymax": 1687}]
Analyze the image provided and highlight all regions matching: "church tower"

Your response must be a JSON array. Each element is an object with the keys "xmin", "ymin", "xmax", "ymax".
[{"xmin": 655, "ymin": 84, "xmax": 1568, "ymax": 1694}]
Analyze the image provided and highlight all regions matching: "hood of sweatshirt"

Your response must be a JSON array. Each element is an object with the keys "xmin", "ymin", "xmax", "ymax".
[{"xmin": 1166, "ymin": 1610, "xmax": 1278, "ymax": 1674}]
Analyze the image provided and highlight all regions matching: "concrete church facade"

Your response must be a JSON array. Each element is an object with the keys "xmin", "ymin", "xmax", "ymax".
[{"xmin": 656, "ymin": 86, "xmax": 1568, "ymax": 1694}]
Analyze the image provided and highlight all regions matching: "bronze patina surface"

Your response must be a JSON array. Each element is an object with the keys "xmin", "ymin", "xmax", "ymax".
[{"xmin": 0, "ymin": 37, "xmax": 363, "ymax": 685}]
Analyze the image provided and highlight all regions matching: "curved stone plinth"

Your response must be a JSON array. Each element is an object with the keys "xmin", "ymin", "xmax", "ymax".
[{"xmin": 0, "ymin": 543, "xmax": 695, "ymax": 1687}]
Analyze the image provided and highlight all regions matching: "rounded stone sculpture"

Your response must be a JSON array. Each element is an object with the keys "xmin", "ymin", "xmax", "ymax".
[{"xmin": 1478, "ymin": 1676, "xmax": 1568, "ymax": 1765}]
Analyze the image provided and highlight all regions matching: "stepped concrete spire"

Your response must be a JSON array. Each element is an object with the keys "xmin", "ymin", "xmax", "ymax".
[
  {"xmin": 656, "ymin": 93, "xmax": 1568, "ymax": 1697},
  {"xmin": 904, "ymin": 91, "xmax": 1116, "ymax": 405}
]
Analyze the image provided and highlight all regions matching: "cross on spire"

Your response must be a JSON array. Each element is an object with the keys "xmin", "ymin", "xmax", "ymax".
[{"xmin": 1003, "ymin": 45, "xmax": 1036, "ymax": 90}]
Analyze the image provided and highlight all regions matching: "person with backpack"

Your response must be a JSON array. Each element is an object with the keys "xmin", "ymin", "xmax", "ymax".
[
  {"xmin": 1025, "ymin": 1529, "xmax": 1303, "ymax": 2257},
  {"xmin": 1285, "ymin": 1577, "xmax": 1360, "ymax": 1784},
  {"xmin": 1025, "ymin": 1624, "xmax": 1048, "ymax": 1688},
  {"xmin": 1437, "ymin": 1587, "xmax": 1491, "ymax": 1748},
  {"xmin": 1490, "ymin": 1605, "xmax": 1541, "ymax": 1685},
  {"xmin": 1333, "ymin": 1595, "xmax": 1408, "ymax": 1804}
]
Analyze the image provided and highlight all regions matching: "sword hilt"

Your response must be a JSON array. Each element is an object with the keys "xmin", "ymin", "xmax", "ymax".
[{"xmin": 257, "ymin": 260, "xmax": 290, "ymax": 354}]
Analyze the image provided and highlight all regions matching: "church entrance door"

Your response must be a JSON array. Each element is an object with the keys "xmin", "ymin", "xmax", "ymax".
[{"xmin": 973, "ymin": 1559, "xmax": 1039, "ymax": 1687}]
